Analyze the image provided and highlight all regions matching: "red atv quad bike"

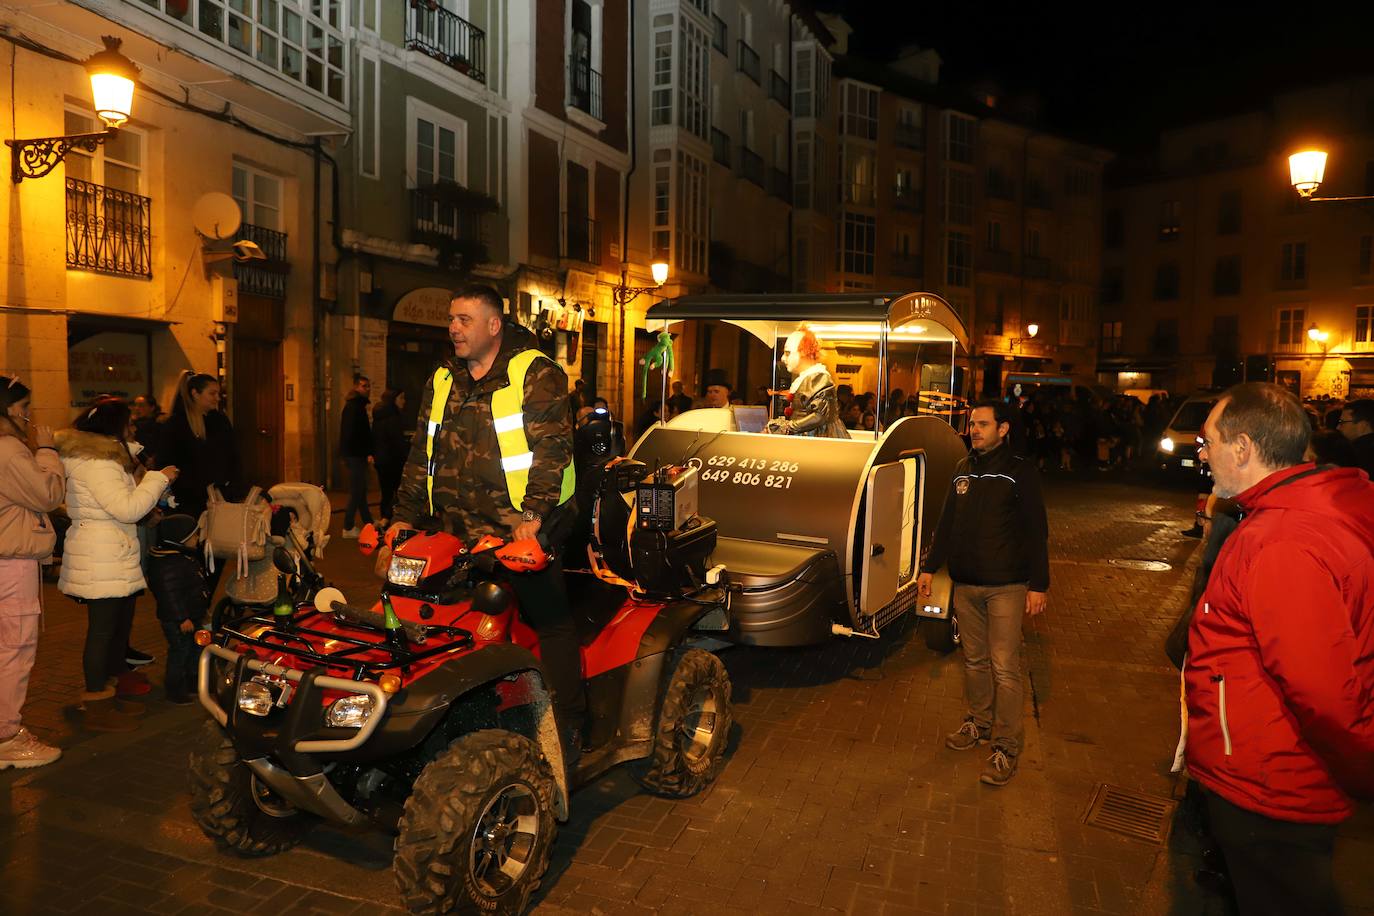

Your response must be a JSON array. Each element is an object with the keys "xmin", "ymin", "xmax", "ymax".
[{"xmin": 188, "ymin": 458, "xmax": 733, "ymax": 915}]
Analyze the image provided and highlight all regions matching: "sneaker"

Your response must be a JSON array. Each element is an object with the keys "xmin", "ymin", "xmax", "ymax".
[
  {"xmin": 114, "ymin": 670, "xmax": 152, "ymax": 697},
  {"xmin": 0, "ymin": 727, "xmax": 62, "ymax": 770},
  {"xmin": 980, "ymin": 747, "xmax": 1018, "ymax": 786},
  {"xmin": 125, "ymin": 646, "xmax": 155, "ymax": 667},
  {"xmin": 341, "ymin": 527, "xmax": 361, "ymax": 539},
  {"xmin": 945, "ymin": 718, "xmax": 990, "ymax": 751}
]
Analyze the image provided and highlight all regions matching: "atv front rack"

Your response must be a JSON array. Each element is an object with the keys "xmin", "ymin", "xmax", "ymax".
[{"xmin": 215, "ymin": 607, "xmax": 475, "ymax": 681}]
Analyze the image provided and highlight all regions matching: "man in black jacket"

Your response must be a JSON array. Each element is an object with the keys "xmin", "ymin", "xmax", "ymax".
[
  {"xmin": 1338, "ymin": 398, "xmax": 1374, "ymax": 479},
  {"xmin": 918, "ymin": 399, "xmax": 1050, "ymax": 786},
  {"xmin": 339, "ymin": 374, "xmax": 373, "ymax": 538}
]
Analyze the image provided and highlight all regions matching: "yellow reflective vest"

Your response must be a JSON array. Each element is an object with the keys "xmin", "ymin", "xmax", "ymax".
[{"xmin": 425, "ymin": 350, "xmax": 576, "ymax": 516}]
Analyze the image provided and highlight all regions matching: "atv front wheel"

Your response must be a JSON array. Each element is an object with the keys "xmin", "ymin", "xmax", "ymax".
[
  {"xmin": 636, "ymin": 648, "xmax": 733, "ymax": 798},
  {"xmin": 923, "ymin": 613, "xmax": 960, "ymax": 654},
  {"xmin": 188, "ymin": 721, "xmax": 314, "ymax": 856},
  {"xmin": 394, "ymin": 730, "xmax": 558, "ymax": 916}
]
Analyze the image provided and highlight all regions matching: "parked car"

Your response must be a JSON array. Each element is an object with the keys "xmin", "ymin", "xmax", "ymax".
[{"xmin": 1157, "ymin": 395, "xmax": 1218, "ymax": 476}]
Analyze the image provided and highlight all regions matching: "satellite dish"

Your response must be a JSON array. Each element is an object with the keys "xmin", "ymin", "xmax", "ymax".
[{"xmin": 192, "ymin": 192, "xmax": 242, "ymax": 240}]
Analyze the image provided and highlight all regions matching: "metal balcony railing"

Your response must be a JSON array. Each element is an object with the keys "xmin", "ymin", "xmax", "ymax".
[
  {"xmin": 711, "ymin": 128, "xmax": 731, "ymax": 167},
  {"xmin": 768, "ymin": 70, "xmax": 790, "ymax": 110},
  {"xmin": 65, "ymin": 178, "xmax": 152, "ymax": 278},
  {"xmin": 233, "ymin": 223, "xmax": 289, "ymax": 299},
  {"xmin": 711, "ymin": 14, "xmax": 728, "ymax": 53},
  {"xmin": 561, "ymin": 213, "xmax": 600, "ymax": 264},
  {"xmin": 890, "ymin": 253, "xmax": 923, "ymax": 278},
  {"xmin": 769, "ymin": 167, "xmax": 791, "ymax": 203},
  {"xmin": 405, "ymin": 1, "xmax": 487, "ymax": 84},
  {"xmin": 737, "ymin": 40, "xmax": 760, "ymax": 84},
  {"xmin": 411, "ymin": 187, "xmax": 485, "ymax": 249},
  {"xmin": 739, "ymin": 147, "xmax": 765, "ymax": 187},
  {"xmin": 894, "ymin": 124, "xmax": 924, "ymax": 151},
  {"xmin": 568, "ymin": 59, "xmax": 603, "ymax": 121}
]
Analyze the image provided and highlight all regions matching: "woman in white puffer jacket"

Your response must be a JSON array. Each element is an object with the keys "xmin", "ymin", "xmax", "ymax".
[{"xmin": 55, "ymin": 399, "xmax": 177, "ymax": 731}]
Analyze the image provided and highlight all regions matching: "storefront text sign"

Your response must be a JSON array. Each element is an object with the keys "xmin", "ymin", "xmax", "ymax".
[
  {"xmin": 393, "ymin": 287, "xmax": 453, "ymax": 328},
  {"xmin": 69, "ymin": 332, "xmax": 148, "ymax": 408}
]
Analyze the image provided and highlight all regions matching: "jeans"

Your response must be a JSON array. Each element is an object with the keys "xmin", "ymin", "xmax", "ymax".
[
  {"xmin": 343, "ymin": 457, "xmax": 373, "ymax": 530},
  {"xmin": 1204, "ymin": 789, "xmax": 1343, "ymax": 916},
  {"xmin": 953, "ymin": 582, "xmax": 1027, "ymax": 756},
  {"xmin": 510, "ymin": 559, "xmax": 586, "ymax": 728},
  {"xmin": 83, "ymin": 596, "xmax": 136, "ymax": 692},
  {"xmin": 377, "ymin": 461, "xmax": 404, "ymax": 522},
  {"xmin": 160, "ymin": 620, "xmax": 199, "ymax": 698}
]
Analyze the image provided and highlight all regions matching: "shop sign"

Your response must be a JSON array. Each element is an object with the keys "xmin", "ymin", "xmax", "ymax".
[
  {"xmin": 392, "ymin": 287, "xmax": 453, "ymax": 328},
  {"xmin": 69, "ymin": 332, "xmax": 148, "ymax": 408}
]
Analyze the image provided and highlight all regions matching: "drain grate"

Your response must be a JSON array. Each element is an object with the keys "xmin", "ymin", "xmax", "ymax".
[
  {"xmin": 1108, "ymin": 558, "xmax": 1172, "ymax": 571},
  {"xmin": 1082, "ymin": 784, "xmax": 1177, "ymax": 844}
]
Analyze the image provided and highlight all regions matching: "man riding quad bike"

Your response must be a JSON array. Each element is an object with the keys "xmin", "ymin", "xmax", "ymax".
[{"xmin": 189, "ymin": 286, "xmax": 734, "ymax": 914}]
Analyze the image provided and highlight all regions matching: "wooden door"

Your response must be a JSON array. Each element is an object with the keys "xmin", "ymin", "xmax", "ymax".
[{"xmin": 232, "ymin": 338, "xmax": 284, "ymax": 489}]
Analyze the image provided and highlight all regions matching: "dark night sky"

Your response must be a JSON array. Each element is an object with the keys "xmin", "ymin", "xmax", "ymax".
[{"xmin": 818, "ymin": 2, "xmax": 1374, "ymax": 151}]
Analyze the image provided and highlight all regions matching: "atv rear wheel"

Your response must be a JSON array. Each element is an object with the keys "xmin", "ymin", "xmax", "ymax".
[
  {"xmin": 923, "ymin": 613, "xmax": 960, "ymax": 654},
  {"xmin": 636, "ymin": 648, "xmax": 733, "ymax": 798},
  {"xmin": 188, "ymin": 720, "xmax": 314, "ymax": 857},
  {"xmin": 394, "ymin": 730, "xmax": 557, "ymax": 916}
]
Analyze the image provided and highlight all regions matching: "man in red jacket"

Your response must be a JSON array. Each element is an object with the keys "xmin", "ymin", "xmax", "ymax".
[{"xmin": 1189, "ymin": 382, "xmax": 1374, "ymax": 916}]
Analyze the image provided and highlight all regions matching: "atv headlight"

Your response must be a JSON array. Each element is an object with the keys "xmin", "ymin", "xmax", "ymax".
[
  {"xmin": 1159, "ymin": 436, "xmax": 1175, "ymax": 453},
  {"xmin": 237, "ymin": 680, "xmax": 274, "ymax": 717},
  {"xmin": 387, "ymin": 556, "xmax": 427, "ymax": 588},
  {"xmin": 324, "ymin": 694, "xmax": 375, "ymax": 729}
]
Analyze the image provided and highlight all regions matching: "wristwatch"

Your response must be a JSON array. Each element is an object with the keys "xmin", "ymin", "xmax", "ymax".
[{"xmin": 521, "ymin": 509, "xmax": 541, "ymax": 524}]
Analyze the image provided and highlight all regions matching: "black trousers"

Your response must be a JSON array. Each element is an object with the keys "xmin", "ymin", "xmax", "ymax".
[
  {"xmin": 509, "ymin": 559, "xmax": 586, "ymax": 728},
  {"xmin": 377, "ymin": 462, "xmax": 404, "ymax": 522},
  {"xmin": 83, "ymin": 596, "xmax": 136, "ymax": 692},
  {"xmin": 1204, "ymin": 789, "xmax": 1343, "ymax": 916}
]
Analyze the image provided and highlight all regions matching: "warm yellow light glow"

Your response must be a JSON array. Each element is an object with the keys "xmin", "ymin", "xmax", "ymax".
[
  {"xmin": 1307, "ymin": 324, "xmax": 1329, "ymax": 343},
  {"xmin": 1289, "ymin": 150, "xmax": 1328, "ymax": 198},
  {"xmin": 194, "ymin": 629, "xmax": 212, "ymax": 647},
  {"xmin": 85, "ymin": 37, "xmax": 140, "ymax": 129},
  {"xmin": 1026, "ymin": 323, "xmax": 1039, "ymax": 338},
  {"xmin": 651, "ymin": 261, "xmax": 669, "ymax": 286},
  {"xmin": 378, "ymin": 673, "xmax": 402, "ymax": 694}
]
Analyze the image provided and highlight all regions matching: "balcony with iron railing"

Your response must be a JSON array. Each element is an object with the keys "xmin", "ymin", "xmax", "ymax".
[
  {"xmin": 768, "ymin": 167, "xmax": 791, "ymax": 203},
  {"xmin": 889, "ymin": 253, "xmax": 923, "ymax": 278},
  {"xmin": 711, "ymin": 128, "xmax": 731, "ymax": 167},
  {"xmin": 568, "ymin": 59, "xmax": 603, "ymax": 121},
  {"xmin": 233, "ymin": 224, "xmax": 290, "ymax": 299},
  {"xmin": 411, "ymin": 186, "xmax": 490, "ymax": 264},
  {"xmin": 739, "ymin": 147, "xmax": 765, "ymax": 188},
  {"xmin": 894, "ymin": 187, "xmax": 923, "ymax": 212},
  {"xmin": 768, "ymin": 70, "xmax": 790, "ymax": 110},
  {"xmin": 711, "ymin": 14, "xmax": 728, "ymax": 54},
  {"xmin": 894, "ymin": 124, "xmax": 924, "ymax": 151},
  {"xmin": 561, "ymin": 212, "xmax": 601, "ymax": 264},
  {"xmin": 406, "ymin": 0, "xmax": 487, "ymax": 84},
  {"xmin": 65, "ymin": 178, "xmax": 151, "ymax": 278},
  {"xmin": 737, "ymin": 40, "xmax": 760, "ymax": 84}
]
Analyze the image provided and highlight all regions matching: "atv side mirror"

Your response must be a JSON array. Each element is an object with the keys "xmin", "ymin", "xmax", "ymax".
[
  {"xmin": 471, "ymin": 581, "xmax": 511, "ymax": 616},
  {"xmin": 358, "ymin": 523, "xmax": 380, "ymax": 555},
  {"xmin": 272, "ymin": 547, "xmax": 296, "ymax": 576}
]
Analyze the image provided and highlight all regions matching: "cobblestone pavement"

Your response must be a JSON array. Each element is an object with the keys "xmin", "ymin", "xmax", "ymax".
[{"xmin": 3, "ymin": 472, "xmax": 1371, "ymax": 915}]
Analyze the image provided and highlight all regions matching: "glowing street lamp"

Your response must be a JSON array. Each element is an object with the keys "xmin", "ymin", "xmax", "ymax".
[
  {"xmin": 1307, "ymin": 323, "xmax": 1329, "ymax": 352},
  {"xmin": 1025, "ymin": 323, "xmax": 1039, "ymax": 339},
  {"xmin": 1286, "ymin": 149, "xmax": 1374, "ymax": 203},
  {"xmin": 614, "ymin": 262, "xmax": 670, "ymax": 307},
  {"xmin": 6, "ymin": 36, "xmax": 140, "ymax": 183}
]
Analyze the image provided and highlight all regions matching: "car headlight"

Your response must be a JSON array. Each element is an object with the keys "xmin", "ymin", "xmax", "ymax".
[
  {"xmin": 236, "ymin": 680, "xmax": 274, "ymax": 717},
  {"xmin": 387, "ymin": 556, "xmax": 427, "ymax": 588},
  {"xmin": 1159, "ymin": 436, "xmax": 1175, "ymax": 453},
  {"xmin": 324, "ymin": 694, "xmax": 375, "ymax": 729}
]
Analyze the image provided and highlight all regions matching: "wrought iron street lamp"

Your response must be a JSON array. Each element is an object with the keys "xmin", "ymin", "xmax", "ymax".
[
  {"xmin": 1288, "ymin": 149, "xmax": 1374, "ymax": 202},
  {"xmin": 1307, "ymin": 323, "xmax": 1329, "ymax": 352},
  {"xmin": 7, "ymin": 37, "xmax": 140, "ymax": 183},
  {"xmin": 612, "ymin": 261, "xmax": 669, "ymax": 307},
  {"xmin": 1010, "ymin": 322, "xmax": 1039, "ymax": 352}
]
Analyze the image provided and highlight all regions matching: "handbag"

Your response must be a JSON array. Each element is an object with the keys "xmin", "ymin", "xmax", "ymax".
[{"xmin": 198, "ymin": 484, "xmax": 271, "ymax": 580}]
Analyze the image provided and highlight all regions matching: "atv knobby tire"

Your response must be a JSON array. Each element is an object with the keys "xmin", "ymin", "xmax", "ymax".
[
  {"xmin": 636, "ymin": 648, "xmax": 733, "ymax": 798},
  {"xmin": 188, "ymin": 720, "xmax": 314, "ymax": 856},
  {"xmin": 394, "ymin": 730, "xmax": 557, "ymax": 916},
  {"xmin": 924, "ymin": 613, "xmax": 960, "ymax": 654}
]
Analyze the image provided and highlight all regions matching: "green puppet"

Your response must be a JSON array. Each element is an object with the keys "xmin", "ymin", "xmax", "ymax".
[{"xmin": 640, "ymin": 330, "xmax": 675, "ymax": 398}]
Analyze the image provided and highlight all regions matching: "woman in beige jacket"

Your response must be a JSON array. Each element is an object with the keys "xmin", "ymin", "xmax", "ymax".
[{"xmin": 0, "ymin": 376, "xmax": 65, "ymax": 769}]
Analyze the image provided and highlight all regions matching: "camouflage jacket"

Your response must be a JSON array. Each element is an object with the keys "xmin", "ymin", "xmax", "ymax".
[{"xmin": 392, "ymin": 323, "xmax": 574, "ymax": 541}]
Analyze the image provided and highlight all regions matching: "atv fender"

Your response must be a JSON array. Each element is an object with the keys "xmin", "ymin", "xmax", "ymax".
[
  {"xmin": 386, "ymin": 643, "xmax": 569, "ymax": 820},
  {"xmin": 618, "ymin": 597, "xmax": 726, "ymax": 745}
]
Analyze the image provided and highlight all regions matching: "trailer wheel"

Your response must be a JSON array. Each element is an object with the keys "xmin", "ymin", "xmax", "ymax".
[
  {"xmin": 635, "ymin": 649, "xmax": 733, "ymax": 798},
  {"xmin": 188, "ymin": 721, "xmax": 314, "ymax": 857}
]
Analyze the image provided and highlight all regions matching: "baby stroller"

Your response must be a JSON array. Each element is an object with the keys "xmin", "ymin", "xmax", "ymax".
[{"xmin": 212, "ymin": 483, "xmax": 330, "ymax": 628}]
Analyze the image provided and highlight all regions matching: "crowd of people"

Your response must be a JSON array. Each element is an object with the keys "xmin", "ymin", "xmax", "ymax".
[{"xmin": 0, "ymin": 369, "xmax": 248, "ymax": 767}]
